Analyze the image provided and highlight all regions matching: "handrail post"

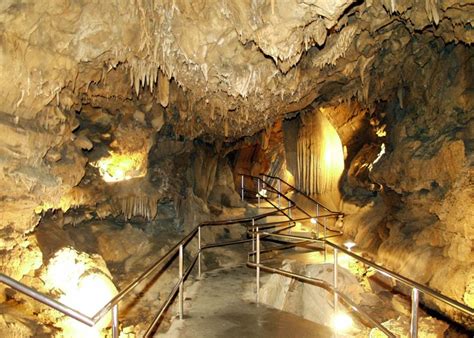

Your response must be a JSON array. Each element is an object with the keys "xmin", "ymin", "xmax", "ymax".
[
  {"xmin": 324, "ymin": 223, "xmax": 327, "ymax": 262},
  {"xmin": 178, "ymin": 244, "xmax": 184, "ymax": 320},
  {"xmin": 241, "ymin": 174, "xmax": 244, "ymax": 201},
  {"xmin": 288, "ymin": 200, "xmax": 292, "ymax": 218},
  {"xmin": 256, "ymin": 226, "xmax": 260, "ymax": 303},
  {"xmin": 198, "ymin": 226, "xmax": 202, "ymax": 278},
  {"xmin": 316, "ymin": 204, "xmax": 320, "ymax": 239},
  {"xmin": 252, "ymin": 218, "xmax": 255, "ymax": 262},
  {"xmin": 112, "ymin": 304, "xmax": 119, "ymax": 338},
  {"xmin": 333, "ymin": 248, "xmax": 339, "ymax": 335},
  {"xmin": 257, "ymin": 178, "xmax": 261, "ymax": 208},
  {"xmin": 278, "ymin": 180, "xmax": 281, "ymax": 208},
  {"xmin": 410, "ymin": 288, "xmax": 419, "ymax": 338}
]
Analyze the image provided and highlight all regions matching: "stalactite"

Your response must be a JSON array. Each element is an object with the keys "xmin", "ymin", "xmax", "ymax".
[
  {"xmin": 158, "ymin": 69, "xmax": 169, "ymax": 107},
  {"xmin": 312, "ymin": 25, "xmax": 357, "ymax": 69},
  {"xmin": 115, "ymin": 195, "xmax": 158, "ymax": 221},
  {"xmin": 425, "ymin": 0, "xmax": 440, "ymax": 25}
]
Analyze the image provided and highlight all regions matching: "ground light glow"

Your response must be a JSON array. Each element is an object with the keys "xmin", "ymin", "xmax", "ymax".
[
  {"xmin": 91, "ymin": 151, "xmax": 147, "ymax": 182},
  {"xmin": 256, "ymin": 189, "xmax": 268, "ymax": 198},
  {"xmin": 333, "ymin": 312, "xmax": 353, "ymax": 332},
  {"xmin": 344, "ymin": 240, "xmax": 356, "ymax": 251},
  {"xmin": 42, "ymin": 248, "xmax": 118, "ymax": 338}
]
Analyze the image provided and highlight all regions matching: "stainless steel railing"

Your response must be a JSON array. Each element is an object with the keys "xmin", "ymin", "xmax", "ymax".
[
  {"xmin": 245, "ymin": 176, "xmax": 473, "ymax": 337},
  {"xmin": 248, "ymin": 226, "xmax": 474, "ymax": 338},
  {"xmin": 258, "ymin": 172, "xmax": 345, "ymax": 239},
  {"xmin": 0, "ymin": 204, "xmax": 294, "ymax": 338},
  {"xmin": 240, "ymin": 173, "xmax": 344, "ymax": 262},
  {"xmin": 0, "ymin": 274, "xmax": 96, "ymax": 326},
  {"xmin": 0, "ymin": 174, "xmax": 313, "ymax": 337},
  {"xmin": 259, "ymin": 173, "xmax": 342, "ymax": 215},
  {"xmin": 3, "ymin": 173, "xmax": 472, "ymax": 338}
]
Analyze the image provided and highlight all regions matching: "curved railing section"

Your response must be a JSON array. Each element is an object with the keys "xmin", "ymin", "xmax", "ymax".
[
  {"xmin": 259, "ymin": 173, "xmax": 342, "ymax": 216},
  {"xmin": 247, "ymin": 223, "xmax": 474, "ymax": 338},
  {"xmin": 0, "ymin": 204, "xmax": 294, "ymax": 338},
  {"xmin": 240, "ymin": 173, "xmax": 343, "ymax": 243},
  {"xmin": 1, "ymin": 173, "xmax": 472, "ymax": 338}
]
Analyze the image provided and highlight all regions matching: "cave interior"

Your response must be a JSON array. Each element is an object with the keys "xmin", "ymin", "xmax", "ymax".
[{"xmin": 0, "ymin": 0, "xmax": 473, "ymax": 337}]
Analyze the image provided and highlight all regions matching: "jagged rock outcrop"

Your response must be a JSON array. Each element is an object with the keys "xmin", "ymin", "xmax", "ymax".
[{"xmin": 0, "ymin": 105, "xmax": 87, "ymax": 250}]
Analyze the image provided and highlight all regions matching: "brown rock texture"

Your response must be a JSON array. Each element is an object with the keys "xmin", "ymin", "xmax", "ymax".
[{"xmin": 0, "ymin": 0, "xmax": 472, "ymax": 332}]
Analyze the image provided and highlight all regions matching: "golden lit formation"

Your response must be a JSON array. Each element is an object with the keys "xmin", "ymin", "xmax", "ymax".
[
  {"xmin": 91, "ymin": 151, "xmax": 147, "ymax": 182},
  {"xmin": 297, "ymin": 109, "xmax": 345, "ymax": 194},
  {"xmin": 41, "ymin": 248, "xmax": 118, "ymax": 338},
  {"xmin": 376, "ymin": 125, "xmax": 387, "ymax": 137}
]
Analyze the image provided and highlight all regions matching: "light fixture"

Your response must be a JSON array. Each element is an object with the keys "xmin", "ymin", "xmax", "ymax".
[
  {"xmin": 333, "ymin": 312, "xmax": 353, "ymax": 332},
  {"xmin": 344, "ymin": 240, "xmax": 356, "ymax": 251},
  {"xmin": 256, "ymin": 189, "xmax": 268, "ymax": 198},
  {"xmin": 310, "ymin": 218, "xmax": 317, "ymax": 224}
]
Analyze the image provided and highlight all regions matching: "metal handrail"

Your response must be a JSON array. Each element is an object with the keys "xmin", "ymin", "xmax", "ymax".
[
  {"xmin": 144, "ymin": 250, "xmax": 200, "ymax": 336},
  {"xmin": 240, "ymin": 173, "xmax": 312, "ymax": 219},
  {"xmin": 0, "ymin": 193, "xmax": 296, "ymax": 337},
  {"xmin": 5, "ymin": 172, "xmax": 469, "ymax": 337},
  {"xmin": 246, "ymin": 261, "xmax": 396, "ymax": 338},
  {"xmin": 249, "ymin": 228, "xmax": 474, "ymax": 338},
  {"xmin": 0, "ymin": 274, "xmax": 95, "ymax": 326},
  {"xmin": 260, "ymin": 173, "xmax": 342, "ymax": 215},
  {"xmin": 241, "ymin": 173, "xmax": 341, "ymax": 225},
  {"xmin": 93, "ymin": 208, "xmax": 290, "ymax": 322},
  {"xmin": 240, "ymin": 173, "xmax": 343, "ymax": 255},
  {"xmin": 142, "ymin": 193, "xmax": 298, "ymax": 336},
  {"xmin": 324, "ymin": 241, "xmax": 474, "ymax": 316}
]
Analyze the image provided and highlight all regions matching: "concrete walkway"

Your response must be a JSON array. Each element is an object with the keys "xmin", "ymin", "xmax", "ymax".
[{"xmin": 159, "ymin": 264, "xmax": 333, "ymax": 338}]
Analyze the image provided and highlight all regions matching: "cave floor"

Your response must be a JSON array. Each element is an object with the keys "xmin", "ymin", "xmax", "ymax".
[{"xmin": 157, "ymin": 263, "xmax": 333, "ymax": 338}]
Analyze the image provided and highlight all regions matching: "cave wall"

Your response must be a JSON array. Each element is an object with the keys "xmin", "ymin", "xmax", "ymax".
[
  {"xmin": 0, "ymin": 0, "xmax": 472, "ymax": 331},
  {"xmin": 335, "ymin": 41, "xmax": 473, "ymax": 326},
  {"xmin": 0, "ymin": 103, "xmax": 87, "ymax": 250},
  {"xmin": 1, "ymin": 0, "xmax": 472, "ymax": 247},
  {"xmin": 229, "ymin": 37, "xmax": 473, "ymax": 326}
]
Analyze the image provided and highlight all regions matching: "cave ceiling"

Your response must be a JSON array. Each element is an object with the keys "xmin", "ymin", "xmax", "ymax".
[
  {"xmin": 1, "ymin": 3, "xmax": 473, "ymax": 329},
  {"xmin": 1, "ymin": 0, "xmax": 472, "ymax": 140},
  {"xmin": 0, "ymin": 1, "xmax": 473, "ymax": 247}
]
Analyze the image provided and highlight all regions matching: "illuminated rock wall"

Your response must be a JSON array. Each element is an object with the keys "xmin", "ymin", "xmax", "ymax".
[
  {"xmin": 0, "ymin": 0, "xmax": 472, "ymax": 332},
  {"xmin": 296, "ymin": 109, "xmax": 345, "ymax": 195}
]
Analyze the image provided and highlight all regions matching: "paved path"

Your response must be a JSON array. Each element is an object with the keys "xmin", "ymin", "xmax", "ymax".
[{"xmin": 158, "ymin": 264, "xmax": 333, "ymax": 338}]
